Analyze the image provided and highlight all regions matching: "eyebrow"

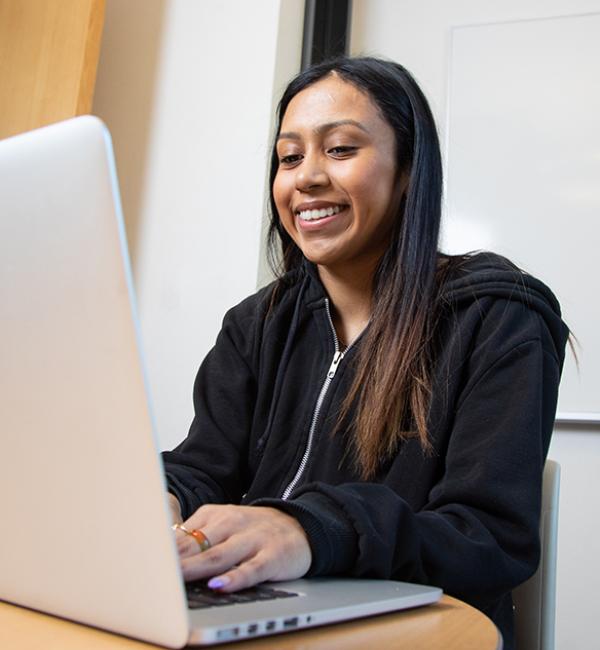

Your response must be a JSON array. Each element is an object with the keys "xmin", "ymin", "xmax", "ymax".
[{"xmin": 277, "ymin": 119, "xmax": 370, "ymax": 141}]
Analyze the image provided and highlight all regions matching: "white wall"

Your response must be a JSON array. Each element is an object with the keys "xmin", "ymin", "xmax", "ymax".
[
  {"xmin": 93, "ymin": 0, "xmax": 304, "ymax": 451},
  {"xmin": 351, "ymin": 2, "xmax": 600, "ymax": 648},
  {"xmin": 549, "ymin": 426, "xmax": 600, "ymax": 649}
]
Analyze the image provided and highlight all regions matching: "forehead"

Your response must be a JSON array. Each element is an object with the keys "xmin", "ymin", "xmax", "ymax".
[{"xmin": 280, "ymin": 74, "xmax": 387, "ymax": 131}]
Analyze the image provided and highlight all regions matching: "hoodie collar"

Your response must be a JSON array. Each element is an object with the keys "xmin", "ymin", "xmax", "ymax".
[{"xmin": 441, "ymin": 252, "xmax": 569, "ymax": 361}]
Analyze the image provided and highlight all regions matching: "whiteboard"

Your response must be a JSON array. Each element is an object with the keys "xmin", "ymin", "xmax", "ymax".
[{"xmin": 443, "ymin": 13, "xmax": 600, "ymax": 421}]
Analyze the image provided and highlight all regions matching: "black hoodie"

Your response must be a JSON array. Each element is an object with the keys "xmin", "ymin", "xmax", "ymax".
[{"xmin": 163, "ymin": 252, "xmax": 568, "ymax": 649}]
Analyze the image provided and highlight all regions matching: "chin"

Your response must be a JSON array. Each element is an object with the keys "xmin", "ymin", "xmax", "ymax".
[
  {"xmin": 296, "ymin": 240, "xmax": 342, "ymax": 263},
  {"xmin": 302, "ymin": 250, "xmax": 340, "ymax": 268}
]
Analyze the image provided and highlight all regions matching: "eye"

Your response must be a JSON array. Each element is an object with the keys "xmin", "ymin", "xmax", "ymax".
[
  {"xmin": 328, "ymin": 145, "xmax": 358, "ymax": 158},
  {"xmin": 278, "ymin": 153, "xmax": 303, "ymax": 166}
]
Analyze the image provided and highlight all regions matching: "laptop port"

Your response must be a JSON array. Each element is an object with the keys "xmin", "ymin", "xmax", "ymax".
[
  {"xmin": 283, "ymin": 617, "xmax": 299, "ymax": 629},
  {"xmin": 216, "ymin": 627, "xmax": 239, "ymax": 641},
  {"xmin": 247, "ymin": 623, "xmax": 258, "ymax": 634},
  {"xmin": 266, "ymin": 621, "xmax": 276, "ymax": 631}
]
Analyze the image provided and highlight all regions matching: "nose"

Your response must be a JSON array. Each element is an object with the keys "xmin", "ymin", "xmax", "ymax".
[{"xmin": 294, "ymin": 152, "xmax": 330, "ymax": 192}]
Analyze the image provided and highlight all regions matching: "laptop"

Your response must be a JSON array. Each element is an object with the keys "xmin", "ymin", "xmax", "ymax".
[{"xmin": 0, "ymin": 116, "xmax": 442, "ymax": 647}]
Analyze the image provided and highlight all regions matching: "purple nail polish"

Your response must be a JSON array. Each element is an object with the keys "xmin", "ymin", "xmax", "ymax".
[{"xmin": 208, "ymin": 576, "xmax": 230, "ymax": 589}]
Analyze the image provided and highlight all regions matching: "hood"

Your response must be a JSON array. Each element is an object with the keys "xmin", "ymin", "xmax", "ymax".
[{"xmin": 441, "ymin": 251, "xmax": 570, "ymax": 363}]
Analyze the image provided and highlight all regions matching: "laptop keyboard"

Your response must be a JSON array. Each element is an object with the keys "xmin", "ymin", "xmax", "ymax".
[{"xmin": 186, "ymin": 580, "xmax": 299, "ymax": 610}]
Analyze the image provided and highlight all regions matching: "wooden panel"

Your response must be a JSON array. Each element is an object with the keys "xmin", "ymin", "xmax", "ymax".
[{"xmin": 0, "ymin": 0, "xmax": 105, "ymax": 139}]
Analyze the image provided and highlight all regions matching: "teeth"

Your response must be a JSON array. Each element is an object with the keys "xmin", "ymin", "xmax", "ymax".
[{"xmin": 297, "ymin": 205, "xmax": 343, "ymax": 221}]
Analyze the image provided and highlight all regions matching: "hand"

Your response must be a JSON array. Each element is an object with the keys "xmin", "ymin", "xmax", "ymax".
[
  {"xmin": 173, "ymin": 504, "xmax": 312, "ymax": 592},
  {"xmin": 168, "ymin": 493, "xmax": 183, "ymax": 525}
]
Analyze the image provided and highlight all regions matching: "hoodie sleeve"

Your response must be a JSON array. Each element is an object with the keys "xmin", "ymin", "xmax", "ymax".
[
  {"xmin": 161, "ymin": 295, "xmax": 263, "ymax": 520},
  {"xmin": 254, "ymin": 296, "xmax": 566, "ymax": 612}
]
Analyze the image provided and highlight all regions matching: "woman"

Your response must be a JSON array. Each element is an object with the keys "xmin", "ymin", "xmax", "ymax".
[{"xmin": 163, "ymin": 56, "xmax": 568, "ymax": 648}]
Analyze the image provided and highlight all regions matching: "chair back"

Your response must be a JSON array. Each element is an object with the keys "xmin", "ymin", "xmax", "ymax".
[{"xmin": 513, "ymin": 459, "xmax": 560, "ymax": 650}]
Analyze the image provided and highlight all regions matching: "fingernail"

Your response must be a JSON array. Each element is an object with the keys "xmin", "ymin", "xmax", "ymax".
[{"xmin": 208, "ymin": 576, "xmax": 230, "ymax": 589}]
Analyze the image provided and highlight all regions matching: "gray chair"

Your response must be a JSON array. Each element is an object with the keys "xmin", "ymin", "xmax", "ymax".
[{"xmin": 513, "ymin": 459, "xmax": 561, "ymax": 650}]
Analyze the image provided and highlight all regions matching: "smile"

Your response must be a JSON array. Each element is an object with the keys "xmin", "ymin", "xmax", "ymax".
[{"xmin": 297, "ymin": 205, "xmax": 345, "ymax": 221}]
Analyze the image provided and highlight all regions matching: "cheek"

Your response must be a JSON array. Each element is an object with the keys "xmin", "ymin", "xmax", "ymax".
[
  {"xmin": 272, "ymin": 173, "xmax": 291, "ymax": 218},
  {"xmin": 360, "ymin": 163, "xmax": 397, "ymax": 219},
  {"xmin": 272, "ymin": 173, "xmax": 297, "ymax": 238},
  {"xmin": 340, "ymin": 163, "xmax": 391, "ymax": 216},
  {"xmin": 331, "ymin": 166, "xmax": 367, "ymax": 207}
]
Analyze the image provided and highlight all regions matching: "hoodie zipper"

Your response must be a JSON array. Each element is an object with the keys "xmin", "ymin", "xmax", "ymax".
[{"xmin": 281, "ymin": 298, "xmax": 357, "ymax": 500}]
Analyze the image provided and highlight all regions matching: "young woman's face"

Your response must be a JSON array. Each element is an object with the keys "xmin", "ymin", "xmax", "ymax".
[{"xmin": 273, "ymin": 74, "xmax": 400, "ymax": 274}]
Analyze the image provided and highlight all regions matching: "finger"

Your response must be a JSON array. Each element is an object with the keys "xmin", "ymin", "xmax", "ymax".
[
  {"xmin": 171, "ymin": 524, "xmax": 200, "ymax": 558},
  {"xmin": 168, "ymin": 494, "xmax": 183, "ymax": 525},
  {"xmin": 206, "ymin": 552, "xmax": 271, "ymax": 593},
  {"xmin": 180, "ymin": 533, "xmax": 256, "ymax": 582},
  {"xmin": 173, "ymin": 521, "xmax": 219, "ymax": 560},
  {"xmin": 177, "ymin": 504, "xmax": 249, "ymax": 560},
  {"xmin": 183, "ymin": 504, "xmax": 246, "ymax": 536},
  {"xmin": 175, "ymin": 530, "xmax": 205, "ymax": 558}
]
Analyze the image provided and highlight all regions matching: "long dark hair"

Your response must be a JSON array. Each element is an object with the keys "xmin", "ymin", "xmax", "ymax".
[{"xmin": 268, "ymin": 56, "xmax": 445, "ymax": 478}]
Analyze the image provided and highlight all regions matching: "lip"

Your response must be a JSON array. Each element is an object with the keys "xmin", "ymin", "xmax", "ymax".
[
  {"xmin": 294, "ymin": 200, "xmax": 347, "ymax": 214},
  {"xmin": 293, "ymin": 200, "xmax": 349, "ymax": 232}
]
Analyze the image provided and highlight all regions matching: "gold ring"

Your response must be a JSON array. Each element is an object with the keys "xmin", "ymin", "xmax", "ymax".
[
  {"xmin": 171, "ymin": 523, "xmax": 192, "ymax": 535},
  {"xmin": 190, "ymin": 528, "xmax": 211, "ymax": 552}
]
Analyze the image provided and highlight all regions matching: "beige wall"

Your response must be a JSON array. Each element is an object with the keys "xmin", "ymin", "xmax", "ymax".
[
  {"xmin": 351, "ymin": 2, "xmax": 600, "ymax": 648},
  {"xmin": 93, "ymin": 0, "xmax": 304, "ymax": 451}
]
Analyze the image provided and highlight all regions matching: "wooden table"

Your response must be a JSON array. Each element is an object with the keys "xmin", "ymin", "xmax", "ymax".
[{"xmin": 0, "ymin": 595, "xmax": 502, "ymax": 649}]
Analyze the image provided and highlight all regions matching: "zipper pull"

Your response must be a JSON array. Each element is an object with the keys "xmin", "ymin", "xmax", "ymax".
[{"xmin": 327, "ymin": 350, "xmax": 344, "ymax": 379}]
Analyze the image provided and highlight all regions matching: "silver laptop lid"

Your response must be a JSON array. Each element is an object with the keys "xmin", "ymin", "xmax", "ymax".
[
  {"xmin": 0, "ymin": 116, "xmax": 189, "ymax": 647},
  {"xmin": 0, "ymin": 117, "xmax": 443, "ymax": 648}
]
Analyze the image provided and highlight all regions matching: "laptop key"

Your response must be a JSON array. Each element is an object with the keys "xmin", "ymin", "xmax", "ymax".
[
  {"xmin": 186, "ymin": 581, "xmax": 298, "ymax": 609},
  {"xmin": 224, "ymin": 592, "xmax": 256, "ymax": 603},
  {"xmin": 188, "ymin": 593, "xmax": 232, "ymax": 607}
]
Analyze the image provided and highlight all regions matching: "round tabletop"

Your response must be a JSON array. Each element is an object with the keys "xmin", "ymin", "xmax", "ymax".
[{"xmin": 0, "ymin": 594, "xmax": 501, "ymax": 650}]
